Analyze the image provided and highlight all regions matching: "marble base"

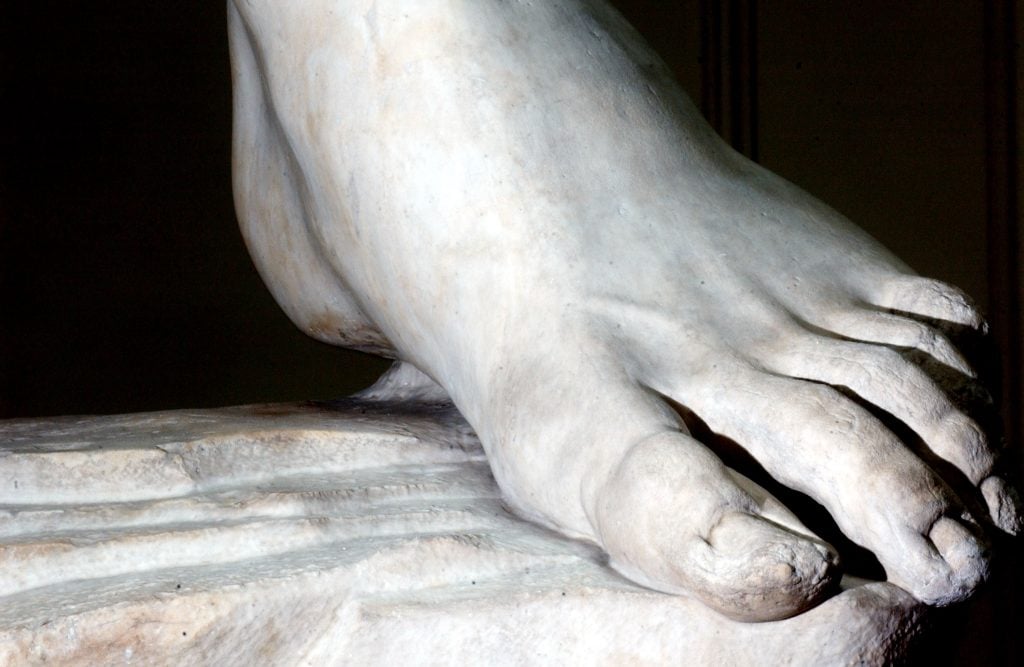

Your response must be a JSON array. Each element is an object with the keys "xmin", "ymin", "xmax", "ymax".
[{"xmin": 0, "ymin": 400, "xmax": 926, "ymax": 665}]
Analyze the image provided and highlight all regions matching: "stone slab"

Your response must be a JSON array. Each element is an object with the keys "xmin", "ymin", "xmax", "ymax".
[{"xmin": 0, "ymin": 400, "xmax": 926, "ymax": 665}]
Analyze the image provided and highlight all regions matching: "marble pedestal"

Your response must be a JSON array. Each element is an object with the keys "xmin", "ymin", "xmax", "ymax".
[{"xmin": 0, "ymin": 400, "xmax": 926, "ymax": 665}]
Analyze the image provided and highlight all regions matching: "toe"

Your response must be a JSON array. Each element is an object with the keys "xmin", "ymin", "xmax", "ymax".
[
  {"xmin": 878, "ymin": 275, "xmax": 986, "ymax": 331},
  {"xmin": 764, "ymin": 334, "xmax": 1024, "ymax": 536},
  {"xmin": 822, "ymin": 310, "xmax": 974, "ymax": 376},
  {"xmin": 593, "ymin": 431, "xmax": 839, "ymax": 621},
  {"xmin": 677, "ymin": 371, "xmax": 991, "ymax": 605},
  {"xmin": 981, "ymin": 476, "xmax": 1024, "ymax": 534},
  {"xmin": 696, "ymin": 512, "xmax": 839, "ymax": 620},
  {"xmin": 479, "ymin": 356, "xmax": 839, "ymax": 620},
  {"xmin": 766, "ymin": 336, "xmax": 995, "ymax": 486},
  {"xmin": 918, "ymin": 516, "xmax": 990, "ymax": 603}
]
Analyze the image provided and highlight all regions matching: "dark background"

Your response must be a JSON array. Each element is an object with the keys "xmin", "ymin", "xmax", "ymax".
[
  {"xmin": 2, "ymin": 1, "xmax": 1020, "ymax": 663},
  {"xmin": 2, "ymin": 1, "xmax": 392, "ymax": 418}
]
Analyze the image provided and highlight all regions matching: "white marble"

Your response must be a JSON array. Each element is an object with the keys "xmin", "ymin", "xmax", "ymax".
[
  {"xmin": 229, "ymin": 0, "xmax": 1019, "ymax": 622},
  {"xmin": 0, "ymin": 402, "xmax": 925, "ymax": 665}
]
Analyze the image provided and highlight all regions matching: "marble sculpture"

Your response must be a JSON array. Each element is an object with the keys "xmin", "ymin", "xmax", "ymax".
[
  {"xmin": 0, "ymin": 1, "xmax": 1019, "ymax": 664},
  {"xmin": 230, "ymin": 0, "xmax": 1020, "ymax": 622}
]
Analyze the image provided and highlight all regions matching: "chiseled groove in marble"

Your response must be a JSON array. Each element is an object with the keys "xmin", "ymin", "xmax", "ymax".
[
  {"xmin": 0, "ymin": 437, "xmax": 471, "ymax": 484},
  {"xmin": 156, "ymin": 427, "xmax": 485, "ymax": 472},
  {"xmin": 0, "ymin": 495, "xmax": 508, "ymax": 545},
  {"xmin": 0, "ymin": 433, "xmax": 488, "ymax": 505},
  {"xmin": 0, "ymin": 459, "xmax": 511, "ymax": 599},
  {"xmin": 187, "ymin": 460, "xmax": 495, "ymax": 503},
  {"xmin": 0, "ymin": 403, "xmax": 482, "ymax": 454},
  {"xmin": 0, "ymin": 427, "xmax": 423, "ymax": 456},
  {"xmin": 0, "ymin": 526, "xmax": 596, "ymax": 629},
  {"xmin": 0, "ymin": 462, "xmax": 500, "ymax": 538},
  {"xmin": 0, "ymin": 447, "xmax": 196, "ymax": 506},
  {"xmin": 0, "ymin": 503, "xmax": 519, "ymax": 598}
]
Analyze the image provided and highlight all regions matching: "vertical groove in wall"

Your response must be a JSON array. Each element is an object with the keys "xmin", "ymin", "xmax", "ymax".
[
  {"xmin": 745, "ymin": 0, "xmax": 758, "ymax": 163},
  {"xmin": 698, "ymin": 0, "xmax": 723, "ymax": 133},
  {"xmin": 698, "ymin": 0, "xmax": 758, "ymax": 160},
  {"xmin": 983, "ymin": 4, "xmax": 1022, "ymax": 663},
  {"xmin": 983, "ymin": 0, "xmax": 1021, "ymax": 472}
]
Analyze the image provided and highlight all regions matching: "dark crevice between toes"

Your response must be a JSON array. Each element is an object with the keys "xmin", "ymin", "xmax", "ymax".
[
  {"xmin": 666, "ymin": 398, "xmax": 886, "ymax": 581},
  {"xmin": 876, "ymin": 305, "xmax": 989, "ymax": 338},
  {"xmin": 897, "ymin": 345, "xmax": 1000, "ymax": 431}
]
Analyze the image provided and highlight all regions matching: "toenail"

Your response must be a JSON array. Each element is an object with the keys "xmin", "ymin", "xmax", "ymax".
[
  {"xmin": 981, "ymin": 476, "xmax": 1023, "ymax": 535},
  {"xmin": 926, "ymin": 517, "xmax": 989, "ymax": 602}
]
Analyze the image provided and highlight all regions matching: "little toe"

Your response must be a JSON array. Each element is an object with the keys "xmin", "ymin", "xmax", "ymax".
[
  {"xmin": 593, "ymin": 432, "xmax": 839, "ymax": 621},
  {"xmin": 878, "ymin": 275, "xmax": 987, "ymax": 331}
]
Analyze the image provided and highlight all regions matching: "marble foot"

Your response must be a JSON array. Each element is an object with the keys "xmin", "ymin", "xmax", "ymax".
[{"xmin": 1, "ymin": 401, "xmax": 926, "ymax": 665}]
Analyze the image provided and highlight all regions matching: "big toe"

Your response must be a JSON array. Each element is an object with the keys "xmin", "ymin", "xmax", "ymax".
[
  {"xmin": 593, "ymin": 432, "xmax": 839, "ymax": 621},
  {"xmin": 693, "ymin": 512, "xmax": 839, "ymax": 620}
]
